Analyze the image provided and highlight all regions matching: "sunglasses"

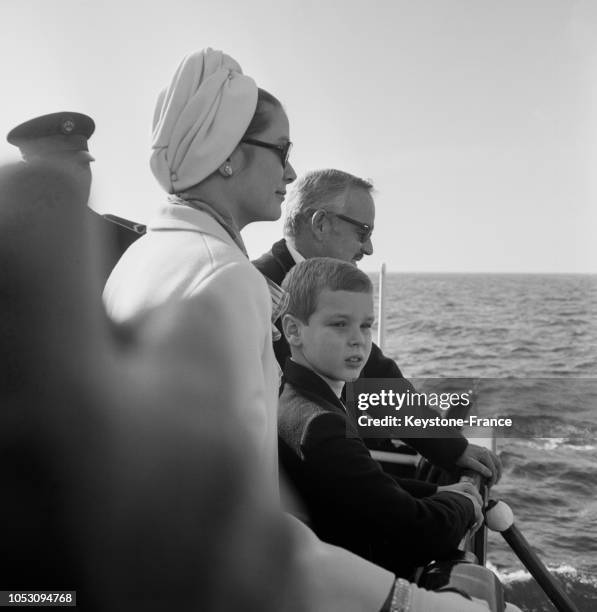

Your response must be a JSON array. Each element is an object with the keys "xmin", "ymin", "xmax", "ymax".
[
  {"xmin": 241, "ymin": 138, "xmax": 293, "ymax": 168},
  {"xmin": 327, "ymin": 211, "xmax": 373, "ymax": 244}
]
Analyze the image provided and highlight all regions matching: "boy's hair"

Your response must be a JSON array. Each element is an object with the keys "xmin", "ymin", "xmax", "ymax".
[{"xmin": 281, "ymin": 257, "xmax": 373, "ymax": 323}]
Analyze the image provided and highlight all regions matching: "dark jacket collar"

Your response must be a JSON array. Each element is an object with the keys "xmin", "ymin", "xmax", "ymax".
[
  {"xmin": 283, "ymin": 358, "xmax": 347, "ymax": 414},
  {"xmin": 271, "ymin": 238, "xmax": 296, "ymax": 273},
  {"xmin": 252, "ymin": 238, "xmax": 296, "ymax": 286}
]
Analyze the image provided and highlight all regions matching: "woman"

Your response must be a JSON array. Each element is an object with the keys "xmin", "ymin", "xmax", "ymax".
[
  {"xmin": 104, "ymin": 48, "xmax": 508, "ymax": 612},
  {"xmin": 105, "ymin": 50, "xmax": 296, "ymax": 494}
]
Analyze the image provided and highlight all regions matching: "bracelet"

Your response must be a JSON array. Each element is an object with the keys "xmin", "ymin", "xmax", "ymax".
[{"xmin": 390, "ymin": 578, "xmax": 412, "ymax": 612}]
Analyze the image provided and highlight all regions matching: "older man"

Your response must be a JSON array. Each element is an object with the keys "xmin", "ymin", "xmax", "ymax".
[{"xmin": 253, "ymin": 168, "xmax": 501, "ymax": 482}]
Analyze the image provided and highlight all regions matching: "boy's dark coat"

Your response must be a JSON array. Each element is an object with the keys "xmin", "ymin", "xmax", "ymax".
[{"xmin": 278, "ymin": 359, "xmax": 476, "ymax": 577}]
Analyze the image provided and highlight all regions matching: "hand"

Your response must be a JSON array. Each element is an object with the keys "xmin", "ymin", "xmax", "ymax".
[
  {"xmin": 437, "ymin": 482, "xmax": 484, "ymax": 531},
  {"xmin": 437, "ymin": 482, "xmax": 483, "ymax": 508},
  {"xmin": 436, "ymin": 486, "xmax": 484, "ymax": 533},
  {"xmin": 455, "ymin": 444, "xmax": 502, "ymax": 487}
]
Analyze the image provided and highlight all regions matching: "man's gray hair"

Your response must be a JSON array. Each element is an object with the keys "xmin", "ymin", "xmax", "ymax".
[{"xmin": 283, "ymin": 169, "xmax": 373, "ymax": 238}]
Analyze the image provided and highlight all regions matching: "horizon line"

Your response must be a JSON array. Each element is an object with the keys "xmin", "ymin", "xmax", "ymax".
[{"xmin": 360, "ymin": 269, "xmax": 597, "ymax": 276}]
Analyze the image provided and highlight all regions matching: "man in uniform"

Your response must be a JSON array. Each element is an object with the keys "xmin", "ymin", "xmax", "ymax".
[{"xmin": 6, "ymin": 111, "xmax": 145, "ymax": 283}]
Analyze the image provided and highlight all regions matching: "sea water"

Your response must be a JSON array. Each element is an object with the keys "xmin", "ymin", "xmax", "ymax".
[{"xmin": 372, "ymin": 273, "xmax": 597, "ymax": 612}]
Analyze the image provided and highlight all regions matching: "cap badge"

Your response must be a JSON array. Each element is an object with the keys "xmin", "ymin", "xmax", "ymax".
[{"xmin": 61, "ymin": 119, "xmax": 75, "ymax": 134}]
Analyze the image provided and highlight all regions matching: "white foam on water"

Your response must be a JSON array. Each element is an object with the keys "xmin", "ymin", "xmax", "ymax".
[
  {"xmin": 487, "ymin": 561, "xmax": 597, "ymax": 588},
  {"xmin": 523, "ymin": 438, "xmax": 596, "ymax": 452},
  {"xmin": 486, "ymin": 561, "xmax": 530, "ymax": 584},
  {"xmin": 524, "ymin": 438, "xmax": 566, "ymax": 451}
]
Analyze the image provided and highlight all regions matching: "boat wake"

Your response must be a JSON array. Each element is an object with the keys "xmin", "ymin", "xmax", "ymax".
[{"xmin": 487, "ymin": 562, "xmax": 597, "ymax": 611}]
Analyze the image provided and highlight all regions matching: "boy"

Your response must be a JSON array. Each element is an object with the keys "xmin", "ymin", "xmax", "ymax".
[{"xmin": 279, "ymin": 257, "xmax": 482, "ymax": 578}]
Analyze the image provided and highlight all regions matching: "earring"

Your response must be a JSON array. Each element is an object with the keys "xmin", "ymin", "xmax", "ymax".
[{"xmin": 224, "ymin": 164, "xmax": 233, "ymax": 176}]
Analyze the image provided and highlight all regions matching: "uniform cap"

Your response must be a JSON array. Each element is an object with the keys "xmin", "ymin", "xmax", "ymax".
[{"xmin": 6, "ymin": 112, "xmax": 95, "ymax": 162}]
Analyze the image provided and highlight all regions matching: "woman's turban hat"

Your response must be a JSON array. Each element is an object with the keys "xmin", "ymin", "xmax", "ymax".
[{"xmin": 150, "ymin": 48, "xmax": 258, "ymax": 193}]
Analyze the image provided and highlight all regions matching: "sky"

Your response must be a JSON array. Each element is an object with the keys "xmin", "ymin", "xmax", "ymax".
[{"xmin": 1, "ymin": 0, "xmax": 596, "ymax": 273}]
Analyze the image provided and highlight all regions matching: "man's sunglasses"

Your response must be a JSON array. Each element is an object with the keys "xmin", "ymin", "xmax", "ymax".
[
  {"xmin": 326, "ymin": 211, "xmax": 373, "ymax": 244},
  {"xmin": 241, "ymin": 138, "xmax": 293, "ymax": 168}
]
